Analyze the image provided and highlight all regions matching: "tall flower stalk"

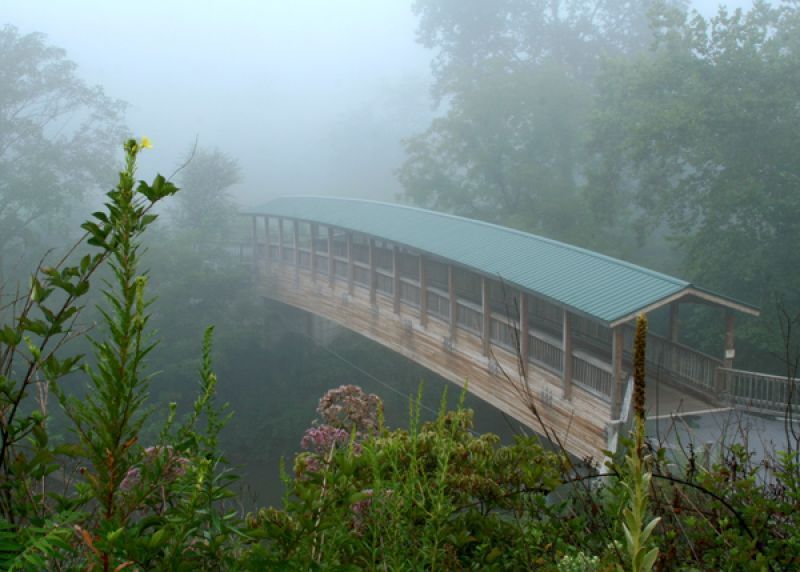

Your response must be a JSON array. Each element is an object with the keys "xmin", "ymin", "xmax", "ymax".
[
  {"xmin": 619, "ymin": 314, "xmax": 660, "ymax": 572},
  {"xmin": 58, "ymin": 139, "xmax": 177, "ymax": 569}
]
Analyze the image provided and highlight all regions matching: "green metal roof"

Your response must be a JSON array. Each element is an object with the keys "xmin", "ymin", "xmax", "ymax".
[{"xmin": 246, "ymin": 197, "xmax": 758, "ymax": 326}]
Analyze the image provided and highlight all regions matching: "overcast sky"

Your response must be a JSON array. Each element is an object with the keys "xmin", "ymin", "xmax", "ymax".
[{"xmin": 3, "ymin": 0, "xmax": 760, "ymax": 206}]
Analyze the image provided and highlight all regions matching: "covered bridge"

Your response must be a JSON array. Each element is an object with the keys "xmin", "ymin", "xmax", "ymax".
[{"xmin": 245, "ymin": 197, "xmax": 769, "ymax": 459}]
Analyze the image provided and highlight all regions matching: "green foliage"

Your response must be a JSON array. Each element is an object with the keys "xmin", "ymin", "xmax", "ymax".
[
  {"xmin": 172, "ymin": 146, "xmax": 242, "ymax": 244},
  {"xmin": 0, "ymin": 139, "xmax": 252, "ymax": 569},
  {"xmin": 247, "ymin": 391, "xmax": 566, "ymax": 569},
  {"xmin": 0, "ymin": 25, "xmax": 126, "ymax": 282},
  {"xmin": 591, "ymin": 0, "xmax": 800, "ymax": 368},
  {"xmin": 399, "ymin": 0, "xmax": 671, "ymax": 245}
]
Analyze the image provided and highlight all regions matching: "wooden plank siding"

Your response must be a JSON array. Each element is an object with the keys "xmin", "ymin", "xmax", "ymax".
[{"xmin": 258, "ymin": 257, "xmax": 612, "ymax": 461}]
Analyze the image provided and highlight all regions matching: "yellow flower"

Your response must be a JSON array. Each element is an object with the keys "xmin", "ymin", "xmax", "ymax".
[{"xmin": 140, "ymin": 136, "xmax": 153, "ymax": 150}]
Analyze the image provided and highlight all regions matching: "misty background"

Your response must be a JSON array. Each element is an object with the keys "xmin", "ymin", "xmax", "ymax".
[
  {"xmin": 4, "ymin": 0, "xmax": 755, "ymax": 205},
  {"xmin": 3, "ymin": 0, "xmax": 792, "ymax": 507}
]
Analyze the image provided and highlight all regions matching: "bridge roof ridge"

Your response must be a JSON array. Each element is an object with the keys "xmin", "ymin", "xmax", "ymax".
[
  {"xmin": 291, "ymin": 196, "xmax": 690, "ymax": 287},
  {"xmin": 246, "ymin": 196, "xmax": 759, "ymax": 325}
]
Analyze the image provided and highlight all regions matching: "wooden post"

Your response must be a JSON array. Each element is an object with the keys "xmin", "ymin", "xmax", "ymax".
[
  {"xmin": 392, "ymin": 245, "xmax": 401, "ymax": 314},
  {"xmin": 369, "ymin": 238, "xmax": 377, "ymax": 305},
  {"xmin": 264, "ymin": 216, "xmax": 271, "ymax": 264},
  {"xmin": 292, "ymin": 220, "xmax": 300, "ymax": 269},
  {"xmin": 346, "ymin": 232, "xmax": 354, "ymax": 295},
  {"xmin": 562, "ymin": 310, "xmax": 573, "ymax": 399},
  {"xmin": 668, "ymin": 302, "xmax": 679, "ymax": 373},
  {"xmin": 310, "ymin": 224, "xmax": 318, "ymax": 281},
  {"xmin": 250, "ymin": 215, "xmax": 258, "ymax": 256},
  {"xmin": 481, "ymin": 276, "xmax": 491, "ymax": 356},
  {"xmin": 419, "ymin": 254, "xmax": 428, "ymax": 327},
  {"xmin": 520, "ymin": 291, "xmax": 529, "ymax": 377},
  {"xmin": 328, "ymin": 226, "xmax": 334, "ymax": 287},
  {"xmin": 249, "ymin": 216, "xmax": 258, "ymax": 281},
  {"xmin": 448, "ymin": 265, "xmax": 457, "ymax": 340},
  {"xmin": 611, "ymin": 326, "xmax": 625, "ymax": 418},
  {"xmin": 723, "ymin": 311, "xmax": 735, "ymax": 368},
  {"xmin": 277, "ymin": 218, "xmax": 284, "ymax": 263}
]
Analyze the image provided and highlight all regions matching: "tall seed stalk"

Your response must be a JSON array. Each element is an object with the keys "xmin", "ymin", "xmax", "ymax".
[{"xmin": 619, "ymin": 314, "xmax": 660, "ymax": 572}]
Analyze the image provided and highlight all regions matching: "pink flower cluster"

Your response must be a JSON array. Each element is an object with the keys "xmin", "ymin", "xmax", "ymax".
[
  {"xmin": 316, "ymin": 384, "xmax": 383, "ymax": 434},
  {"xmin": 300, "ymin": 425, "xmax": 351, "ymax": 456},
  {"xmin": 120, "ymin": 445, "xmax": 190, "ymax": 491}
]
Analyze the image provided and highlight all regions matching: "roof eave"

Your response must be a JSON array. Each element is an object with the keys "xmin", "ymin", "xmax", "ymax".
[{"xmin": 609, "ymin": 287, "xmax": 760, "ymax": 328}]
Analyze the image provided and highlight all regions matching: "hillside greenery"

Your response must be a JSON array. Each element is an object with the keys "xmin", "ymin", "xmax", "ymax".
[{"xmin": 0, "ymin": 141, "xmax": 798, "ymax": 570}]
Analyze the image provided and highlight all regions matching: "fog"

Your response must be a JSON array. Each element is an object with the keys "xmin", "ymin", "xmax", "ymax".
[
  {"xmin": 3, "ymin": 0, "xmax": 756, "ymax": 207},
  {"xmin": 3, "ymin": 0, "xmax": 433, "ymax": 205},
  {"xmin": 5, "ymin": 1, "xmax": 800, "ymax": 564}
]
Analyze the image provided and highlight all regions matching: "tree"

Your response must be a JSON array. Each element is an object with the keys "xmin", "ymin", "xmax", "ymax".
[
  {"xmin": 590, "ymin": 0, "xmax": 800, "ymax": 367},
  {"xmin": 0, "ymin": 25, "xmax": 127, "ymax": 283},
  {"xmin": 171, "ymin": 146, "xmax": 241, "ymax": 243},
  {"xmin": 398, "ymin": 1, "xmax": 681, "ymax": 243},
  {"xmin": 399, "ymin": 59, "xmax": 595, "ymax": 241}
]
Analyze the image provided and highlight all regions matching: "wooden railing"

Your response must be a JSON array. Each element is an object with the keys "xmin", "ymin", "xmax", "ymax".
[
  {"xmin": 333, "ymin": 258, "xmax": 348, "ymax": 279},
  {"xmin": 528, "ymin": 330, "xmax": 563, "ymax": 375},
  {"xmin": 353, "ymin": 263, "xmax": 369, "ymax": 287},
  {"xmin": 456, "ymin": 300, "xmax": 482, "ymax": 335},
  {"xmin": 256, "ymin": 243, "xmax": 763, "ymax": 406},
  {"xmin": 573, "ymin": 351, "xmax": 613, "ymax": 400},
  {"xmin": 399, "ymin": 278, "xmax": 420, "ymax": 307},
  {"xmin": 427, "ymin": 287, "xmax": 450, "ymax": 321},
  {"xmin": 376, "ymin": 271, "xmax": 393, "ymax": 295},
  {"xmin": 297, "ymin": 249, "xmax": 311, "ymax": 269},
  {"xmin": 490, "ymin": 316, "xmax": 517, "ymax": 351},
  {"xmin": 641, "ymin": 333, "xmax": 720, "ymax": 393},
  {"xmin": 718, "ymin": 368, "xmax": 800, "ymax": 415},
  {"xmin": 314, "ymin": 253, "xmax": 329, "ymax": 275}
]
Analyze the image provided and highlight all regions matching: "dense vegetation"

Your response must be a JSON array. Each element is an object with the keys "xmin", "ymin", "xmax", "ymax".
[
  {"xmin": 2, "ymin": 0, "xmax": 800, "ymax": 569},
  {"xmin": 0, "ymin": 154, "xmax": 798, "ymax": 567}
]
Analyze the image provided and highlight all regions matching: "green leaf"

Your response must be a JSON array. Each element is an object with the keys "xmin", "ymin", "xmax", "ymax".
[
  {"xmin": 640, "ymin": 516, "xmax": 661, "ymax": 544},
  {"xmin": 20, "ymin": 319, "xmax": 48, "ymax": 337},
  {"xmin": 0, "ymin": 326, "xmax": 22, "ymax": 346},
  {"xmin": 641, "ymin": 547, "xmax": 659, "ymax": 572}
]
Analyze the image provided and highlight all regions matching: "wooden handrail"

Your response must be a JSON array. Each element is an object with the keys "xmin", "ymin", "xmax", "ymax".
[{"xmin": 717, "ymin": 367, "xmax": 792, "ymax": 382}]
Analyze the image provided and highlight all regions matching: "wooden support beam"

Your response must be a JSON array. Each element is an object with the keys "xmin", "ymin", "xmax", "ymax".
[
  {"xmin": 419, "ymin": 254, "xmax": 428, "ymax": 328},
  {"xmin": 369, "ymin": 238, "xmax": 377, "ymax": 305},
  {"xmin": 263, "ymin": 216, "xmax": 271, "ymax": 264},
  {"xmin": 723, "ymin": 311, "xmax": 735, "ymax": 368},
  {"xmin": 611, "ymin": 326, "xmax": 625, "ymax": 418},
  {"xmin": 668, "ymin": 302, "xmax": 679, "ymax": 372},
  {"xmin": 562, "ymin": 310, "xmax": 573, "ymax": 400},
  {"xmin": 346, "ymin": 232, "xmax": 354, "ymax": 296},
  {"xmin": 328, "ymin": 226, "xmax": 335, "ymax": 287},
  {"xmin": 520, "ymin": 291, "xmax": 529, "ymax": 378},
  {"xmin": 249, "ymin": 216, "xmax": 258, "ymax": 280},
  {"xmin": 277, "ymin": 218, "xmax": 284, "ymax": 263},
  {"xmin": 292, "ymin": 219, "xmax": 300, "ymax": 269},
  {"xmin": 448, "ymin": 265, "xmax": 457, "ymax": 340},
  {"xmin": 481, "ymin": 276, "xmax": 491, "ymax": 356},
  {"xmin": 250, "ymin": 215, "xmax": 258, "ymax": 256},
  {"xmin": 310, "ymin": 223, "xmax": 318, "ymax": 281},
  {"xmin": 392, "ymin": 245, "xmax": 400, "ymax": 314},
  {"xmin": 668, "ymin": 302, "xmax": 679, "ymax": 343}
]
